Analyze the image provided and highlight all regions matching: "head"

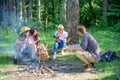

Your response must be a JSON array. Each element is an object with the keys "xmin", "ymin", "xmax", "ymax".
[
  {"xmin": 29, "ymin": 28, "xmax": 37, "ymax": 36},
  {"xmin": 20, "ymin": 26, "xmax": 30, "ymax": 35},
  {"xmin": 77, "ymin": 25, "xmax": 86, "ymax": 36},
  {"xmin": 57, "ymin": 24, "xmax": 64, "ymax": 33}
]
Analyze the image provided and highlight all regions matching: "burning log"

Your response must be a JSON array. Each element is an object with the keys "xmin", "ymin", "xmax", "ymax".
[{"xmin": 35, "ymin": 48, "xmax": 55, "ymax": 75}]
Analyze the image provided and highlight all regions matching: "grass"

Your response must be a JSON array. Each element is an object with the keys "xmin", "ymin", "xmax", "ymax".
[{"xmin": 0, "ymin": 27, "xmax": 120, "ymax": 80}]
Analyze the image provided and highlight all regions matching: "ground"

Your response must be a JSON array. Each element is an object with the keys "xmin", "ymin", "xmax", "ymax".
[
  {"xmin": 0, "ymin": 41, "xmax": 120, "ymax": 80},
  {"xmin": 0, "ymin": 61, "xmax": 99, "ymax": 80}
]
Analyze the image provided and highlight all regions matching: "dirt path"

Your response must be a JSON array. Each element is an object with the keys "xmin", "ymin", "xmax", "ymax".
[
  {"xmin": 0, "ymin": 45, "xmax": 99, "ymax": 80},
  {"xmin": 0, "ymin": 62, "xmax": 99, "ymax": 80}
]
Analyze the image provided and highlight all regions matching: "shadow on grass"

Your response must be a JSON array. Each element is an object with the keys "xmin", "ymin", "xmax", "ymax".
[{"xmin": 0, "ymin": 55, "xmax": 13, "ymax": 65}]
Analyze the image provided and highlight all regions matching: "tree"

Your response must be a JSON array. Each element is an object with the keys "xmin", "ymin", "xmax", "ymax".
[
  {"xmin": 8, "ymin": 0, "xmax": 16, "ymax": 31},
  {"xmin": 17, "ymin": 0, "xmax": 22, "ymax": 25},
  {"xmin": 61, "ymin": 0, "xmax": 67, "ymax": 26},
  {"xmin": 103, "ymin": 0, "xmax": 108, "ymax": 19},
  {"xmin": 67, "ymin": 0, "xmax": 79, "ymax": 44},
  {"xmin": 44, "ymin": 0, "xmax": 48, "ymax": 30},
  {"xmin": 28, "ymin": 0, "xmax": 33, "ymax": 20},
  {"xmin": 0, "ymin": 0, "xmax": 3, "ymax": 24},
  {"xmin": 3, "ymin": 0, "xmax": 9, "ymax": 24},
  {"xmin": 37, "ymin": 0, "xmax": 40, "ymax": 27},
  {"xmin": 23, "ymin": 0, "xmax": 27, "ymax": 26},
  {"xmin": 51, "ymin": 0, "xmax": 55, "ymax": 22}
]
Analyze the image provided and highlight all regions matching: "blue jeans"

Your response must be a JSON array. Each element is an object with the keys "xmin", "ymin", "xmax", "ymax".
[
  {"xmin": 53, "ymin": 40, "xmax": 66, "ymax": 52},
  {"xmin": 15, "ymin": 44, "xmax": 38, "ymax": 61}
]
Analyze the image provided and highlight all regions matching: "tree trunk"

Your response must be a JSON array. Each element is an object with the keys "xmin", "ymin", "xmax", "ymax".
[
  {"xmin": 23, "ymin": 0, "xmax": 27, "ymax": 26},
  {"xmin": 103, "ymin": 0, "xmax": 108, "ymax": 19},
  {"xmin": 2, "ymin": 0, "xmax": 5, "ymax": 22},
  {"xmin": 61, "ymin": 0, "xmax": 67, "ymax": 26},
  {"xmin": 9, "ymin": 0, "xmax": 16, "ymax": 31},
  {"xmin": 67, "ymin": 0, "xmax": 79, "ymax": 44},
  {"xmin": 51, "ymin": 0, "xmax": 55, "ymax": 22},
  {"xmin": 28, "ymin": 0, "xmax": 33, "ymax": 20},
  {"xmin": 3, "ymin": 0, "xmax": 9, "ymax": 24},
  {"xmin": 44, "ymin": 0, "xmax": 48, "ymax": 31},
  {"xmin": 0, "ymin": 0, "xmax": 3, "ymax": 24},
  {"xmin": 103, "ymin": 0, "xmax": 108, "ymax": 26},
  {"xmin": 58, "ymin": 0, "xmax": 61, "ymax": 21},
  {"xmin": 17, "ymin": 0, "xmax": 22, "ymax": 24},
  {"xmin": 37, "ymin": 0, "xmax": 40, "ymax": 27}
]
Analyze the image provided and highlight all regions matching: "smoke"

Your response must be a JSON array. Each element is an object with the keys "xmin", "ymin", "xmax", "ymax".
[
  {"xmin": 0, "ymin": 9, "xmax": 24, "ymax": 34},
  {"xmin": 0, "ymin": 45, "xmax": 15, "ymax": 54}
]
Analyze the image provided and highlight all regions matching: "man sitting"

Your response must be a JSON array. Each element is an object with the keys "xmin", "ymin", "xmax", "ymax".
[{"xmin": 66, "ymin": 25, "xmax": 100, "ymax": 71}]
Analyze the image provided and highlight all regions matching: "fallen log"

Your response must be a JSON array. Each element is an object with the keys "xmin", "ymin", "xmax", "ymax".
[{"xmin": 47, "ymin": 48, "xmax": 63, "ymax": 54}]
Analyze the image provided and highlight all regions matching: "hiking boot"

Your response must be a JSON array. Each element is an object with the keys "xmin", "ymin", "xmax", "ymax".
[
  {"xmin": 90, "ymin": 62, "xmax": 94, "ymax": 68},
  {"xmin": 84, "ymin": 63, "xmax": 94, "ymax": 68},
  {"xmin": 86, "ymin": 64, "xmax": 93, "ymax": 72}
]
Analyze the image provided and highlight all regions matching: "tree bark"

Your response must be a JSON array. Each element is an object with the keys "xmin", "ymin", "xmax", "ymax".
[
  {"xmin": 28, "ymin": 0, "xmax": 33, "ymax": 20},
  {"xmin": 67, "ymin": 0, "xmax": 79, "ymax": 44},
  {"xmin": 103, "ymin": 0, "xmax": 108, "ymax": 19},
  {"xmin": 61, "ymin": 0, "xmax": 67, "ymax": 26},
  {"xmin": 3, "ymin": 0, "xmax": 9, "ymax": 24},
  {"xmin": 17, "ymin": 0, "xmax": 22, "ymax": 23},
  {"xmin": 51, "ymin": 0, "xmax": 55, "ymax": 22},
  {"xmin": 37, "ymin": 0, "xmax": 40, "ymax": 27},
  {"xmin": 23, "ymin": 0, "xmax": 27, "ymax": 26},
  {"xmin": 2, "ymin": 0, "xmax": 5, "ymax": 22},
  {"xmin": 0, "ymin": 0, "xmax": 3, "ymax": 24},
  {"xmin": 44, "ymin": 0, "xmax": 48, "ymax": 31},
  {"xmin": 9, "ymin": 0, "xmax": 16, "ymax": 31}
]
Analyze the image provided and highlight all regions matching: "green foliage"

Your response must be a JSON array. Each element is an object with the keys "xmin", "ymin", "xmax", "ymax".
[
  {"xmin": 0, "ymin": 54, "xmax": 13, "ymax": 68},
  {"xmin": 107, "ymin": 4, "xmax": 120, "ymax": 26},
  {"xmin": 107, "ymin": 4, "xmax": 120, "ymax": 17},
  {"xmin": 0, "ymin": 28, "xmax": 17, "ymax": 42},
  {"xmin": 80, "ymin": 0, "xmax": 102, "ymax": 27}
]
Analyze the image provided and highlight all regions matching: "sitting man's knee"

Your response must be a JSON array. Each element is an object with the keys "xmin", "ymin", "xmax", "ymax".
[{"xmin": 75, "ymin": 51, "xmax": 82, "ymax": 56}]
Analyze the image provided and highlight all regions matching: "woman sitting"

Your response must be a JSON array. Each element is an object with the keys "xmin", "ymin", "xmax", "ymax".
[
  {"xmin": 53, "ymin": 24, "xmax": 68, "ymax": 60},
  {"xmin": 29, "ymin": 28, "xmax": 51, "ymax": 61}
]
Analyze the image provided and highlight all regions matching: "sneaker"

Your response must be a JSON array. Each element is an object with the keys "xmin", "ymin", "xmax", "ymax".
[
  {"xmin": 53, "ymin": 55, "xmax": 57, "ymax": 60},
  {"xmin": 86, "ymin": 64, "xmax": 92, "ymax": 71},
  {"xmin": 61, "ymin": 51, "xmax": 64, "ymax": 56}
]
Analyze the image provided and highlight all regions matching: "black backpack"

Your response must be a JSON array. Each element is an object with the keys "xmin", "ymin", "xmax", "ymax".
[{"xmin": 100, "ymin": 50, "xmax": 116, "ymax": 62}]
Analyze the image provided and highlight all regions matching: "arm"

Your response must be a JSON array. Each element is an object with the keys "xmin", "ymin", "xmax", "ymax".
[
  {"xmin": 66, "ymin": 35, "xmax": 88, "ymax": 52},
  {"xmin": 71, "ymin": 47, "xmax": 85, "ymax": 51},
  {"xmin": 35, "ymin": 36, "xmax": 40, "ymax": 44},
  {"xmin": 80, "ymin": 36, "xmax": 88, "ymax": 51},
  {"xmin": 53, "ymin": 31, "xmax": 60, "ymax": 42},
  {"xmin": 16, "ymin": 39, "xmax": 26, "ymax": 45},
  {"xmin": 66, "ymin": 46, "xmax": 85, "ymax": 52}
]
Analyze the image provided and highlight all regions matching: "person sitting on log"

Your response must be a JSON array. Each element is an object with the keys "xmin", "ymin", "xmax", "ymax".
[{"xmin": 53, "ymin": 24, "xmax": 68, "ymax": 60}]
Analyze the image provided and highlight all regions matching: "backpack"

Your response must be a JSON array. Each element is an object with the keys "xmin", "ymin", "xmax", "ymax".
[{"xmin": 99, "ymin": 50, "xmax": 116, "ymax": 62}]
